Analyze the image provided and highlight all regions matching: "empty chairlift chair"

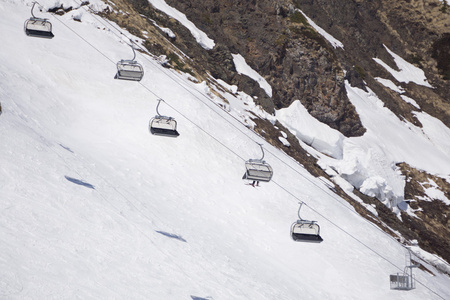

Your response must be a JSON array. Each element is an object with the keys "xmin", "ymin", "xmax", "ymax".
[
  {"xmin": 242, "ymin": 144, "xmax": 273, "ymax": 183},
  {"xmin": 24, "ymin": 2, "xmax": 54, "ymax": 39},
  {"xmin": 390, "ymin": 247, "xmax": 418, "ymax": 291},
  {"xmin": 115, "ymin": 42, "xmax": 144, "ymax": 81},
  {"xmin": 149, "ymin": 99, "xmax": 179, "ymax": 137},
  {"xmin": 291, "ymin": 202, "xmax": 323, "ymax": 243}
]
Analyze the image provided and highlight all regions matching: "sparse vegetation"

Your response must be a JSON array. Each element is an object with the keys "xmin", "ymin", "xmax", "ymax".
[
  {"xmin": 440, "ymin": 0, "xmax": 449, "ymax": 13},
  {"xmin": 275, "ymin": 34, "xmax": 289, "ymax": 47},
  {"xmin": 143, "ymin": 39, "xmax": 165, "ymax": 56},
  {"xmin": 300, "ymin": 27, "xmax": 331, "ymax": 51},
  {"xmin": 406, "ymin": 54, "xmax": 424, "ymax": 68},
  {"xmin": 354, "ymin": 65, "xmax": 366, "ymax": 79},
  {"xmin": 166, "ymin": 52, "xmax": 181, "ymax": 65},
  {"xmin": 202, "ymin": 13, "xmax": 212, "ymax": 25},
  {"xmin": 289, "ymin": 26, "xmax": 302, "ymax": 36},
  {"xmin": 166, "ymin": 52, "xmax": 195, "ymax": 76},
  {"xmin": 431, "ymin": 33, "xmax": 450, "ymax": 80},
  {"xmin": 290, "ymin": 11, "xmax": 308, "ymax": 25},
  {"xmin": 126, "ymin": 25, "xmax": 142, "ymax": 37}
]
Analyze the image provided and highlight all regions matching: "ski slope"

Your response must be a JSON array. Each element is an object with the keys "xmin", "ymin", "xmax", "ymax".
[{"xmin": 1, "ymin": 1, "xmax": 449, "ymax": 299}]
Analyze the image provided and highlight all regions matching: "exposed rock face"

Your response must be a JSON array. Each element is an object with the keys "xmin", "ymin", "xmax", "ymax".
[
  {"xmin": 432, "ymin": 33, "xmax": 450, "ymax": 80},
  {"xmin": 294, "ymin": 0, "xmax": 450, "ymax": 126},
  {"xmin": 119, "ymin": 0, "xmax": 449, "ymax": 141},
  {"xmin": 162, "ymin": 0, "xmax": 366, "ymax": 137},
  {"xmin": 161, "ymin": 0, "xmax": 449, "ymax": 130},
  {"xmin": 398, "ymin": 163, "xmax": 450, "ymax": 265}
]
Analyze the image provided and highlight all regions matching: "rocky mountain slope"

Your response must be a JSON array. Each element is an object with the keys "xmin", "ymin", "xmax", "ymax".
[{"xmin": 88, "ymin": 0, "xmax": 450, "ymax": 267}]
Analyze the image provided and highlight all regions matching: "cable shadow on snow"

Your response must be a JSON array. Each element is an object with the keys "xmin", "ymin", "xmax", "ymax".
[
  {"xmin": 155, "ymin": 231, "xmax": 187, "ymax": 242},
  {"xmin": 64, "ymin": 176, "xmax": 95, "ymax": 189},
  {"xmin": 190, "ymin": 296, "xmax": 213, "ymax": 300}
]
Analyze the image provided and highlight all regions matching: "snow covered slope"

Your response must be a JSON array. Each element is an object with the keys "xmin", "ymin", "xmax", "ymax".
[{"xmin": 1, "ymin": 1, "xmax": 449, "ymax": 299}]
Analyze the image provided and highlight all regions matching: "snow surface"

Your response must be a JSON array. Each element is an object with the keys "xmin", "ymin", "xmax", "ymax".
[
  {"xmin": 232, "ymin": 54, "xmax": 273, "ymax": 98},
  {"xmin": 376, "ymin": 77, "xmax": 421, "ymax": 108},
  {"xmin": 277, "ymin": 83, "xmax": 450, "ymax": 208},
  {"xmin": 421, "ymin": 182, "xmax": 450, "ymax": 205},
  {"xmin": 278, "ymin": 131, "xmax": 290, "ymax": 147},
  {"xmin": 278, "ymin": 136, "xmax": 291, "ymax": 147},
  {"xmin": 401, "ymin": 95, "xmax": 421, "ymax": 109},
  {"xmin": 275, "ymin": 16, "xmax": 445, "ymax": 209},
  {"xmin": 153, "ymin": 22, "xmax": 176, "ymax": 38},
  {"xmin": 147, "ymin": 0, "xmax": 215, "ymax": 50},
  {"xmin": 413, "ymin": 111, "xmax": 450, "ymax": 156},
  {"xmin": 277, "ymin": 100, "xmax": 345, "ymax": 159},
  {"xmin": 376, "ymin": 77, "xmax": 405, "ymax": 94},
  {"xmin": 1, "ymin": 1, "xmax": 450, "ymax": 299},
  {"xmin": 373, "ymin": 45, "xmax": 433, "ymax": 88}
]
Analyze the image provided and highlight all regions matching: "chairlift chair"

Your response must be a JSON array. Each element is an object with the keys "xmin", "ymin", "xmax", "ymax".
[
  {"xmin": 24, "ymin": 2, "xmax": 54, "ymax": 39},
  {"xmin": 149, "ymin": 99, "xmax": 179, "ymax": 137},
  {"xmin": 290, "ymin": 202, "xmax": 323, "ymax": 243},
  {"xmin": 242, "ymin": 144, "xmax": 273, "ymax": 183},
  {"xmin": 115, "ymin": 41, "xmax": 144, "ymax": 81},
  {"xmin": 389, "ymin": 248, "xmax": 417, "ymax": 290},
  {"xmin": 390, "ymin": 273, "xmax": 413, "ymax": 290}
]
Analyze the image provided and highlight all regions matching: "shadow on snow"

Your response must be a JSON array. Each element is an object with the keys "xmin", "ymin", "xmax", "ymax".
[
  {"xmin": 64, "ymin": 176, "xmax": 95, "ymax": 189},
  {"xmin": 156, "ymin": 231, "xmax": 187, "ymax": 242},
  {"xmin": 59, "ymin": 144, "xmax": 74, "ymax": 153},
  {"xmin": 190, "ymin": 296, "xmax": 213, "ymax": 300}
]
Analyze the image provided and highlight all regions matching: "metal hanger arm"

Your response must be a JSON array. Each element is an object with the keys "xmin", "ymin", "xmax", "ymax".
[
  {"xmin": 31, "ymin": 2, "xmax": 37, "ymax": 18},
  {"xmin": 258, "ymin": 143, "xmax": 265, "ymax": 160},
  {"xmin": 156, "ymin": 99, "xmax": 163, "ymax": 116}
]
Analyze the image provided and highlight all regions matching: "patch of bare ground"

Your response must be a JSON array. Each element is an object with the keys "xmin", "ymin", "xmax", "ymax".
[{"xmin": 398, "ymin": 162, "xmax": 450, "ymax": 265}]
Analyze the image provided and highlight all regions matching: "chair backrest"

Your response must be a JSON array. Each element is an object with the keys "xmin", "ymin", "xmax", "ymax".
[
  {"xmin": 26, "ymin": 18, "xmax": 52, "ymax": 31},
  {"xmin": 292, "ymin": 222, "xmax": 320, "ymax": 235},
  {"xmin": 390, "ymin": 274, "xmax": 411, "ymax": 290},
  {"xmin": 117, "ymin": 61, "xmax": 143, "ymax": 72},
  {"xmin": 245, "ymin": 160, "xmax": 273, "ymax": 180},
  {"xmin": 151, "ymin": 116, "xmax": 177, "ymax": 130}
]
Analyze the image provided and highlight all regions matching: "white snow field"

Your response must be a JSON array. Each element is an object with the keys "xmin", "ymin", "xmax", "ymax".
[{"xmin": 1, "ymin": 0, "xmax": 450, "ymax": 299}]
